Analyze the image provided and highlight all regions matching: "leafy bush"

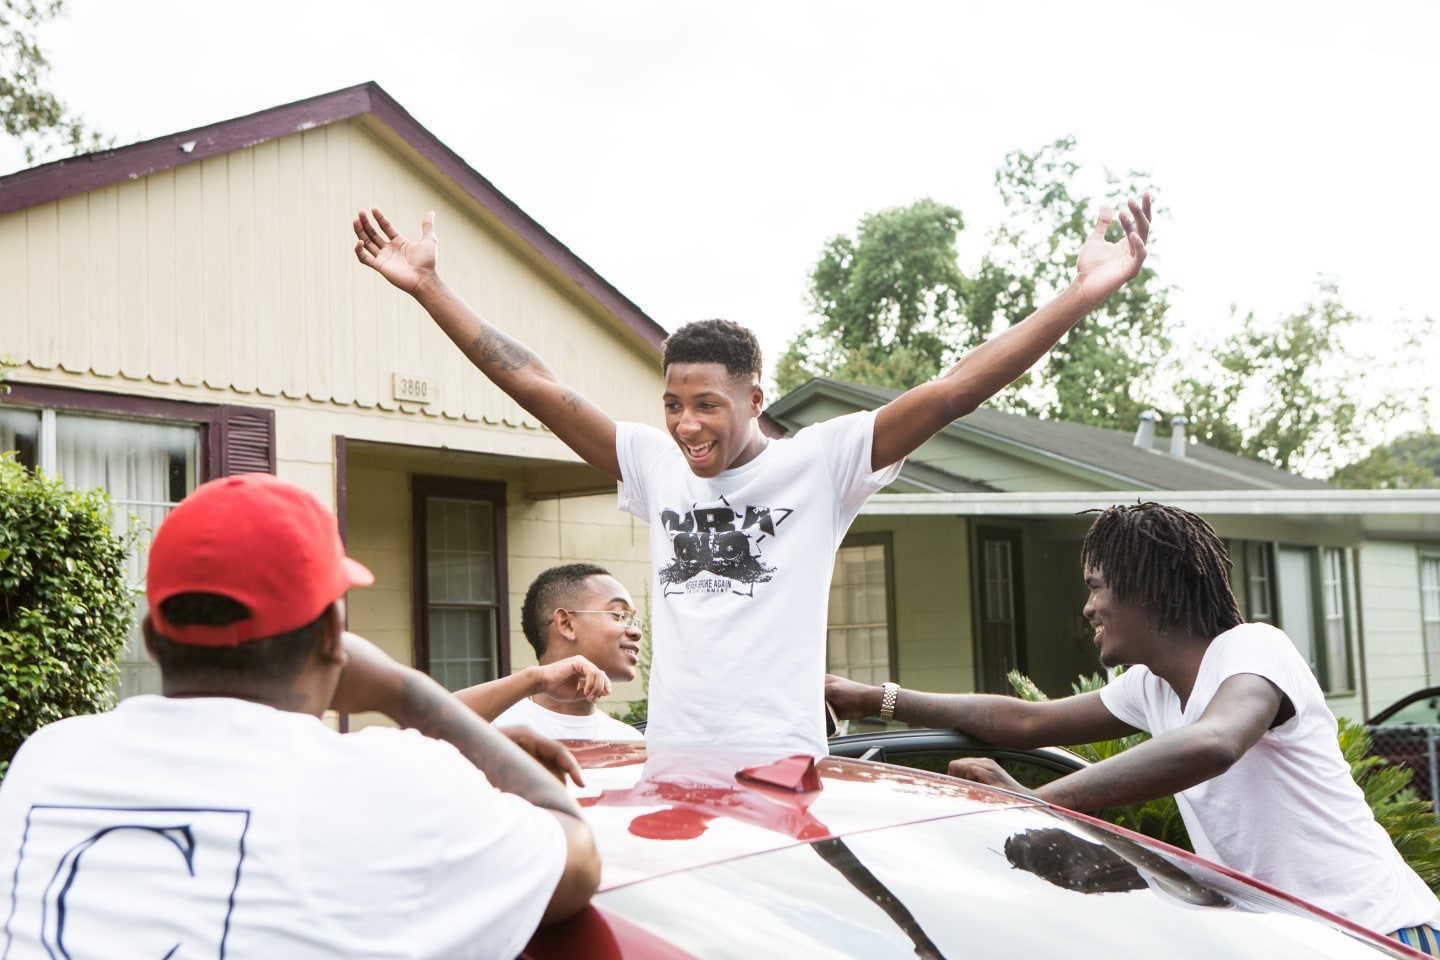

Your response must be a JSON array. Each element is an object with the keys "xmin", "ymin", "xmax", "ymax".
[
  {"xmin": 0, "ymin": 454, "xmax": 137, "ymax": 779},
  {"xmin": 1339, "ymin": 718, "xmax": 1440, "ymax": 894}
]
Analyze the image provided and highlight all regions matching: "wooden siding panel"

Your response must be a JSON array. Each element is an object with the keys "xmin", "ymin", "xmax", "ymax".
[
  {"xmin": 26, "ymin": 207, "xmax": 59, "ymax": 370},
  {"xmin": 115, "ymin": 181, "xmax": 149, "ymax": 381},
  {"xmin": 301, "ymin": 128, "xmax": 331, "ymax": 403},
  {"xmin": 87, "ymin": 186, "xmax": 121, "ymax": 378},
  {"xmin": 276, "ymin": 134, "xmax": 308, "ymax": 399},
  {"xmin": 173, "ymin": 161, "xmax": 205, "ymax": 386},
  {"xmin": 1359, "ymin": 543, "xmax": 1428, "ymax": 709},
  {"xmin": 342, "ymin": 125, "xmax": 380, "ymax": 410},
  {"xmin": 145, "ymin": 172, "xmax": 179, "ymax": 385},
  {"xmin": 326, "ymin": 124, "xmax": 356, "ymax": 407},
  {"xmin": 0, "ymin": 214, "xmax": 28, "ymax": 363},
  {"xmin": 55, "ymin": 195, "xmax": 89, "ymax": 373},
  {"xmin": 251, "ymin": 141, "xmax": 283, "ymax": 397},
  {"xmin": 200, "ymin": 156, "xmax": 231, "ymax": 389},
  {"xmin": 227, "ymin": 148, "xmax": 258, "ymax": 394}
]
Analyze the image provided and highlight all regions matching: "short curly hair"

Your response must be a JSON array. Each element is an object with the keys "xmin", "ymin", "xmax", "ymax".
[
  {"xmin": 521, "ymin": 563, "xmax": 611, "ymax": 658},
  {"xmin": 661, "ymin": 319, "xmax": 763, "ymax": 382}
]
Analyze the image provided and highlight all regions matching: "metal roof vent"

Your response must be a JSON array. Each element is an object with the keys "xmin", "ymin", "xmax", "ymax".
[
  {"xmin": 1169, "ymin": 415, "xmax": 1189, "ymax": 458},
  {"xmin": 1133, "ymin": 410, "xmax": 1160, "ymax": 450}
]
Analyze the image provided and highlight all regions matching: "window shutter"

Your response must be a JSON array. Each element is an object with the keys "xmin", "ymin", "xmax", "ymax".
[{"xmin": 216, "ymin": 406, "xmax": 276, "ymax": 476}]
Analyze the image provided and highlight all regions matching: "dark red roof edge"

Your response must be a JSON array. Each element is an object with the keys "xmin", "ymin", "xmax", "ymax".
[{"xmin": 0, "ymin": 81, "xmax": 668, "ymax": 353}]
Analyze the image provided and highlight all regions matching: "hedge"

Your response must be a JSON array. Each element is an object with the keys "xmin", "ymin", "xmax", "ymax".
[{"xmin": 0, "ymin": 454, "xmax": 136, "ymax": 779}]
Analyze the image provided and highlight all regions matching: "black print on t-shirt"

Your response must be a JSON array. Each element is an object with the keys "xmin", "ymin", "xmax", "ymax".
[
  {"xmin": 3, "ymin": 805, "xmax": 249, "ymax": 959},
  {"xmin": 658, "ymin": 498, "xmax": 793, "ymax": 596}
]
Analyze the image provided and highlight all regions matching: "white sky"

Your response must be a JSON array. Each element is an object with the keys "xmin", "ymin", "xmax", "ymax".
[{"xmin": 6, "ymin": 0, "xmax": 1438, "ymax": 435}]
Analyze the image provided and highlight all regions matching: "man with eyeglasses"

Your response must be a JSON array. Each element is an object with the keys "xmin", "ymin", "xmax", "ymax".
[{"xmin": 489, "ymin": 564, "xmax": 645, "ymax": 742}]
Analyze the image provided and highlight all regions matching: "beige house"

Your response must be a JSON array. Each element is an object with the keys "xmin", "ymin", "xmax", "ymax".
[{"xmin": 0, "ymin": 82, "xmax": 665, "ymax": 722}]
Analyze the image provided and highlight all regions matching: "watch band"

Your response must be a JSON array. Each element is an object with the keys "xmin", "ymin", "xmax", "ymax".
[{"xmin": 880, "ymin": 681, "xmax": 901, "ymax": 721}]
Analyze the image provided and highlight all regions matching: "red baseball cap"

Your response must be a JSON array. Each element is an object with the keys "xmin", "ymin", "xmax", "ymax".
[{"xmin": 146, "ymin": 473, "xmax": 373, "ymax": 646}]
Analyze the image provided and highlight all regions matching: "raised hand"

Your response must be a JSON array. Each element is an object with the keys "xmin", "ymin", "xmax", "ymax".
[
  {"xmin": 1074, "ymin": 193, "xmax": 1151, "ymax": 303},
  {"xmin": 537, "ymin": 655, "xmax": 612, "ymax": 704},
  {"xmin": 353, "ymin": 208, "xmax": 438, "ymax": 294}
]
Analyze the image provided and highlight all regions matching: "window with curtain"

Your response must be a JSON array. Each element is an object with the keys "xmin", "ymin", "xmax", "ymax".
[
  {"xmin": 413, "ymin": 478, "xmax": 508, "ymax": 692},
  {"xmin": 1244, "ymin": 541, "xmax": 1274, "ymax": 623},
  {"xmin": 1276, "ymin": 543, "xmax": 1353, "ymax": 694},
  {"xmin": 826, "ymin": 537, "xmax": 894, "ymax": 686},
  {"xmin": 1421, "ymin": 555, "xmax": 1440, "ymax": 685},
  {"xmin": 2, "ymin": 405, "xmax": 200, "ymax": 699}
]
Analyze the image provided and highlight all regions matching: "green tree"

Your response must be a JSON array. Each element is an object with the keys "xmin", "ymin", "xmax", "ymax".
[
  {"xmin": 776, "ymin": 198, "xmax": 976, "ymax": 394},
  {"xmin": 1331, "ymin": 431, "xmax": 1440, "ymax": 490},
  {"xmin": 1171, "ymin": 283, "xmax": 1429, "ymax": 476},
  {"xmin": 777, "ymin": 139, "xmax": 1170, "ymax": 429},
  {"xmin": 0, "ymin": 454, "xmax": 136, "ymax": 779},
  {"xmin": 2, "ymin": 0, "xmax": 106, "ymax": 164},
  {"xmin": 981, "ymin": 138, "xmax": 1171, "ymax": 428}
]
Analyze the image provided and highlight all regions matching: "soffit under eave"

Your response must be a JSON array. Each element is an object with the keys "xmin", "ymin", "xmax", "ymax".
[{"xmin": 857, "ymin": 492, "xmax": 1440, "ymax": 544}]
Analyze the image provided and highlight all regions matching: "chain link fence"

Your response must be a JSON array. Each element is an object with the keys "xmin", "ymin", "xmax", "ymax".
[{"xmin": 1367, "ymin": 724, "xmax": 1440, "ymax": 809}]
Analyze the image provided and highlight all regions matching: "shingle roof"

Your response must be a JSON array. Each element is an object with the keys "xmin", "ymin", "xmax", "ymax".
[{"xmin": 770, "ymin": 379, "xmax": 1330, "ymax": 492}]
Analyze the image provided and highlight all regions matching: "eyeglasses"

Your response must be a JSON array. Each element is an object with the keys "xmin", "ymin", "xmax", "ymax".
[{"xmin": 569, "ymin": 609, "xmax": 643, "ymax": 629}]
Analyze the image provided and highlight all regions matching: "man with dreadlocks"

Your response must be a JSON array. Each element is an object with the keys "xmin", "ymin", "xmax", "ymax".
[{"xmin": 826, "ymin": 502, "xmax": 1440, "ymax": 949}]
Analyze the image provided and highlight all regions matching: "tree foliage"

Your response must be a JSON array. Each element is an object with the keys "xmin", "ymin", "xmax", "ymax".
[
  {"xmin": 776, "ymin": 199, "xmax": 975, "ymax": 394},
  {"xmin": 980, "ymin": 138, "xmax": 1170, "ymax": 428},
  {"xmin": 0, "ymin": 454, "xmax": 136, "ymax": 779},
  {"xmin": 1330, "ymin": 431, "xmax": 1440, "ymax": 490},
  {"xmin": 1170, "ymin": 284, "xmax": 1433, "ymax": 477},
  {"xmin": 1, "ymin": 0, "xmax": 106, "ymax": 165},
  {"xmin": 776, "ymin": 138, "xmax": 1170, "ymax": 429}
]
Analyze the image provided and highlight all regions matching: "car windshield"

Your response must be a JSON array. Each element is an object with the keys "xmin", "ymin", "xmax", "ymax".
[{"xmin": 594, "ymin": 805, "xmax": 1402, "ymax": 959}]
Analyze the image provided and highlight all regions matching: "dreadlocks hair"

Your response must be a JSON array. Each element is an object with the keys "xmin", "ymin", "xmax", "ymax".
[
  {"xmin": 1080, "ymin": 502, "xmax": 1244, "ymax": 639},
  {"xmin": 661, "ymin": 319, "xmax": 763, "ymax": 383},
  {"xmin": 521, "ymin": 563, "xmax": 611, "ymax": 658}
]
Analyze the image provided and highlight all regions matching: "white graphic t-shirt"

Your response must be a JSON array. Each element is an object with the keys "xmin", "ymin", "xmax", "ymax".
[
  {"xmin": 493, "ymin": 696, "xmax": 643, "ymax": 741},
  {"xmin": 0, "ymin": 696, "xmax": 566, "ymax": 959},
  {"xmin": 1100, "ymin": 622, "xmax": 1440, "ymax": 934},
  {"xmin": 616, "ymin": 410, "xmax": 901, "ymax": 756}
]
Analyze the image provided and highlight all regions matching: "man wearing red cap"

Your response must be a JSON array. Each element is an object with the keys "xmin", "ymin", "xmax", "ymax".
[{"xmin": 0, "ymin": 473, "xmax": 600, "ymax": 959}]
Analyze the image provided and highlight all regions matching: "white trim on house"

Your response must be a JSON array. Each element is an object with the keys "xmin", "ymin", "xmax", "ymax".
[{"xmin": 861, "ymin": 489, "xmax": 1440, "ymax": 540}]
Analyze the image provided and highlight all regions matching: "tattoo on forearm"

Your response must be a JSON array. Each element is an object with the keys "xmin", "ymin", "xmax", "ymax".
[
  {"xmin": 396, "ymin": 673, "xmax": 569, "ymax": 804},
  {"xmin": 470, "ymin": 329, "xmax": 534, "ymax": 371},
  {"xmin": 559, "ymin": 391, "xmax": 582, "ymax": 413}
]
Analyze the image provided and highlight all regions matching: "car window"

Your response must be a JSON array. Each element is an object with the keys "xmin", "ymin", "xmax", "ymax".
[
  {"xmin": 590, "ymin": 806, "xmax": 1398, "ymax": 959},
  {"xmin": 1376, "ymin": 695, "xmax": 1440, "ymax": 726}
]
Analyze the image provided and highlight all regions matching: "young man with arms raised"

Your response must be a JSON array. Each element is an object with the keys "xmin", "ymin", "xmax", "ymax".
[
  {"xmin": 489, "ymin": 563, "xmax": 645, "ymax": 741},
  {"xmin": 0, "ymin": 473, "xmax": 599, "ymax": 959},
  {"xmin": 352, "ymin": 194, "xmax": 1150, "ymax": 757},
  {"xmin": 825, "ymin": 502, "xmax": 1440, "ymax": 951}
]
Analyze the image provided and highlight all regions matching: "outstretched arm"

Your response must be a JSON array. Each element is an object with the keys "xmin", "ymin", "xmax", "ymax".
[
  {"xmin": 950, "ymin": 673, "xmax": 1284, "ymax": 813},
  {"xmin": 353, "ymin": 208, "xmax": 621, "ymax": 480},
  {"xmin": 825, "ymin": 674, "xmax": 1136, "ymax": 748},
  {"xmin": 870, "ymin": 195, "xmax": 1151, "ymax": 471},
  {"xmin": 1028, "ymin": 673, "xmax": 1282, "ymax": 812},
  {"xmin": 454, "ymin": 655, "xmax": 612, "ymax": 721}
]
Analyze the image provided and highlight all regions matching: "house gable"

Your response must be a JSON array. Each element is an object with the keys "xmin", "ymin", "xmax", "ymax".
[{"xmin": 0, "ymin": 82, "xmax": 667, "ymax": 439}]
